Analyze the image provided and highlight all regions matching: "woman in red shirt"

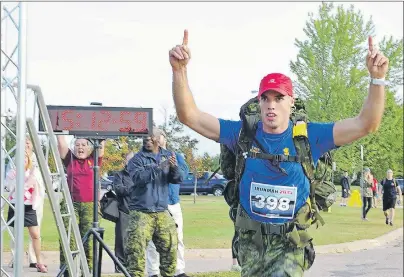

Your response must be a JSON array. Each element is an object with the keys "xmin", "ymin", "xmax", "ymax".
[
  {"xmin": 57, "ymin": 136, "xmax": 104, "ymax": 276},
  {"xmin": 371, "ymin": 176, "xmax": 378, "ymax": 208}
]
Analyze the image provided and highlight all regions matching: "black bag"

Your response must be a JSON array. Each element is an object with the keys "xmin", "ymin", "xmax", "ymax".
[{"xmin": 100, "ymin": 191, "xmax": 120, "ymax": 223}]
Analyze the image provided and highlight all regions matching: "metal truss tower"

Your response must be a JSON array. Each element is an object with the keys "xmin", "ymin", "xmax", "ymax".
[{"xmin": 1, "ymin": 2, "xmax": 28, "ymax": 276}]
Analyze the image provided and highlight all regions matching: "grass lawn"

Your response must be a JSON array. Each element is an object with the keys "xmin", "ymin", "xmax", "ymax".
[{"xmin": 2, "ymin": 193, "xmax": 402, "ymax": 251}]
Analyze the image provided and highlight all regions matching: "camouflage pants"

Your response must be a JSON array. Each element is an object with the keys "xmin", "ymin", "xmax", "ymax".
[
  {"xmin": 59, "ymin": 201, "xmax": 95, "ymax": 273},
  {"xmin": 238, "ymin": 229, "xmax": 315, "ymax": 277},
  {"xmin": 124, "ymin": 210, "xmax": 178, "ymax": 277}
]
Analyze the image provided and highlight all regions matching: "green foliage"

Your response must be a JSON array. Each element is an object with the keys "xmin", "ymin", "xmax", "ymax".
[
  {"xmin": 211, "ymin": 154, "xmax": 221, "ymax": 172},
  {"xmin": 102, "ymin": 136, "xmax": 142, "ymax": 174},
  {"xmin": 158, "ymin": 114, "xmax": 199, "ymax": 154},
  {"xmin": 200, "ymin": 152, "xmax": 218, "ymax": 172},
  {"xmin": 290, "ymin": 2, "xmax": 403, "ymax": 180},
  {"xmin": 290, "ymin": 3, "xmax": 373, "ymax": 121},
  {"xmin": 3, "ymin": 117, "xmax": 17, "ymax": 164}
]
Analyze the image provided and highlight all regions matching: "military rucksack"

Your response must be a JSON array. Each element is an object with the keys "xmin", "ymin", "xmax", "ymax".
[{"xmin": 220, "ymin": 97, "xmax": 337, "ymax": 227}]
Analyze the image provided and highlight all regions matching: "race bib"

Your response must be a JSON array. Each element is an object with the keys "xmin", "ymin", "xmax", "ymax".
[{"xmin": 250, "ymin": 182, "xmax": 297, "ymax": 219}]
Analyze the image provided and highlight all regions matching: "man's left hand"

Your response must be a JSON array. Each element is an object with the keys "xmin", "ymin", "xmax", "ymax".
[{"xmin": 367, "ymin": 36, "xmax": 389, "ymax": 79}]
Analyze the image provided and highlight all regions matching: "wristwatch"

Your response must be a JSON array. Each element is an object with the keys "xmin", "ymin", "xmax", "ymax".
[{"xmin": 370, "ymin": 78, "xmax": 388, "ymax": 86}]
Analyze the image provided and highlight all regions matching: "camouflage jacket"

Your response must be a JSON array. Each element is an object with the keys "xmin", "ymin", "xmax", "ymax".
[{"xmin": 362, "ymin": 179, "xmax": 373, "ymax": 198}]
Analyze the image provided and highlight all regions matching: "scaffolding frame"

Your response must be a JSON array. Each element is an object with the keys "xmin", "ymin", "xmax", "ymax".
[
  {"xmin": 1, "ymin": 3, "xmax": 90, "ymax": 276},
  {"xmin": 1, "ymin": 2, "xmax": 27, "ymax": 276}
]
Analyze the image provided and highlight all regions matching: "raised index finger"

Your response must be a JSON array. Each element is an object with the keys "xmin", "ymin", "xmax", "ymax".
[
  {"xmin": 368, "ymin": 36, "xmax": 373, "ymax": 52},
  {"xmin": 182, "ymin": 29, "xmax": 189, "ymax": 46}
]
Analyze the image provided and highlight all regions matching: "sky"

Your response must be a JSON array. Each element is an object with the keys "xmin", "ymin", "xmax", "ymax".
[{"xmin": 1, "ymin": 1, "xmax": 403, "ymax": 156}]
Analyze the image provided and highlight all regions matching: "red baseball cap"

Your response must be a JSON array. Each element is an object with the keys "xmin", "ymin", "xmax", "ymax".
[{"xmin": 258, "ymin": 73, "xmax": 294, "ymax": 98}]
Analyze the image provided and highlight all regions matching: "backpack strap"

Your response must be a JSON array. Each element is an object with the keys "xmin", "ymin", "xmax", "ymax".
[
  {"xmin": 235, "ymin": 97, "xmax": 262, "ymax": 186},
  {"xmin": 292, "ymin": 120, "xmax": 325, "ymax": 227},
  {"xmin": 248, "ymin": 152, "xmax": 302, "ymax": 163},
  {"xmin": 234, "ymin": 118, "xmax": 258, "ymax": 193}
]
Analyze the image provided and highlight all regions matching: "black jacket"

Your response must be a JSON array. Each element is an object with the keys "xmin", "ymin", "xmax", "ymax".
[
  {"xmin": 126, "ymin": 147, "xmax": 184, "ymax": 212},
  {"xmin": 112, "ymin": 168, "xmax": 133, "ymax": 214},
  {"xmin": 341, "ymin": 176, "xmax": 350, "ymax": 191}
]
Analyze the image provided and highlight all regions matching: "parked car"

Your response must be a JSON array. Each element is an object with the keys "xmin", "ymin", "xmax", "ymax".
[{"xmin": 180, "ymin": 171, "xmax": 227, "ymax": 196}]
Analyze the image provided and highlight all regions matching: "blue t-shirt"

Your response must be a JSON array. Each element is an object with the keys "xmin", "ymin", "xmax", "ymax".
[
  {"xmin": 168, "ymin": 152, "xmax": 189, "ymax": 205},
  {"xmin": 219, "ymin": 119, "xmax": 336, "ymax": 224}
]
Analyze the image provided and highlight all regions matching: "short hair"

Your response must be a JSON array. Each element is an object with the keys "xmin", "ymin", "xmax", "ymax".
[
  {"xmin": 152, "ymin": 127, "xmax": 164, "ymax": 138},
  {"xmin": 72, "ymin": 138, "xmax": 93, "ymax": 152}
]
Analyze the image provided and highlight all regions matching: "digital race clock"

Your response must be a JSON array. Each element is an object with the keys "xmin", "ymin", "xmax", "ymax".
[{"xmin": 39, "ymin": 105, "xmax": 153, "ymax": 137}]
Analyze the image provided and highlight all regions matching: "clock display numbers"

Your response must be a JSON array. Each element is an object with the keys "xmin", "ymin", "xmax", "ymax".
[{"xmin": 41, "ymin": 106, "xmax": 153, "ymax": 137}]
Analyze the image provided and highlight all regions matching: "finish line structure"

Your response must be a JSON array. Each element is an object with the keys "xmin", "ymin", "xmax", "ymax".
[{"xmin": 1, "ymin": 3, "xmax": 153, "ymax": 276}]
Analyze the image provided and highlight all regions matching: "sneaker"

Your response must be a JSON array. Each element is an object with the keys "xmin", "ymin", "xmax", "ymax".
[
  {"xmin": 231, "ymin": 264, "xmax": 242, "ymax": 272},
  {"xmin": 385, "ymin": 218, "xmax": 389, "ymax": 225},
  {"xmin": 29, "ymin": 263, "xmax": 37, "ymax": 268},
  {"xmin": 390, "ymin": 222, "xmax": 393, "ymax": 226}
]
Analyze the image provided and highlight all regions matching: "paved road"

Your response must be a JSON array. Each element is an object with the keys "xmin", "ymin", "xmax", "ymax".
[
  {"xmin": 2, "ymin": 237, "xmax": 402, "ymax": 276},
  {"xmin": 305, "ymin": 238, "xmax": 403, "ymax": 277}
]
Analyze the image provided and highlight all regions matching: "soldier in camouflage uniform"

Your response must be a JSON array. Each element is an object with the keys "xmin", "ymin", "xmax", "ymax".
[
  {"xmin": 169, "ymin": 31, "xmax": 388, "ymax": 276},
  {"xmin": 59, "ymin": 201, "xmax": 94, "ymax": 270},
  {"xmin": 57, "ymin": 136, "xmax": 105, "ymax": 276},
  {"xmin": 125, "ymin": 128, "xmax": 184, "ymax": 277}
]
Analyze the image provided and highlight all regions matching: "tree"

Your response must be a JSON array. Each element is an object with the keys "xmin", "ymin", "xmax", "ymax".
[
  {"xmin": 101, "ymin": 136, "xmax": 142, "ymax": 175},
  {"xmin": 210, "ymin": 154, "xmax": 221, "ymax": 172},
  {"xmin": 158, "ymin": 114, "xmax": 199, "ymax": 154},
  {"xmin": 3, "ymin": 116, "xmax": 17, "ymax": 161},
  {"xmin": 200, "ymin": 152, "xmax": 216, "ymax": 172},
  {"xmin": 290, "ymin": 3, "xmax": 403, "ymax": 179}
]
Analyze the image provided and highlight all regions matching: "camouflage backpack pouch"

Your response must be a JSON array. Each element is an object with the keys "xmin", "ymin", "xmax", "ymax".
[
  {"xmin": 221, "ymin": 144, "xmax": 238, "ymax": 207},
  {"xmin": 312, "ymin": 153, "xmax": 337, "ymax": 211},
  {"xmin": 313, "ymin": 180, "xmax": 337, "ymax": 210}
]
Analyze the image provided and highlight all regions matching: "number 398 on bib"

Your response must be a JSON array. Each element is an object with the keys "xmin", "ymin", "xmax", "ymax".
[{"xmin": 250, "ymin": 182, "xmax": 297, "ymax": 219}]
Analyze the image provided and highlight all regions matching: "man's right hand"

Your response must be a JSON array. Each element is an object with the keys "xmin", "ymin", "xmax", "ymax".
[
  {"xmin": 169, "ymin": 30, "xmax": 191, "ymax": 71},
  {"xmin": 168, "ymin": 153, "xmax": 178, "ymax": 168},
  {"xmin": 170, "ymin": 29, "xmax": 220, "ymax": 142}
]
